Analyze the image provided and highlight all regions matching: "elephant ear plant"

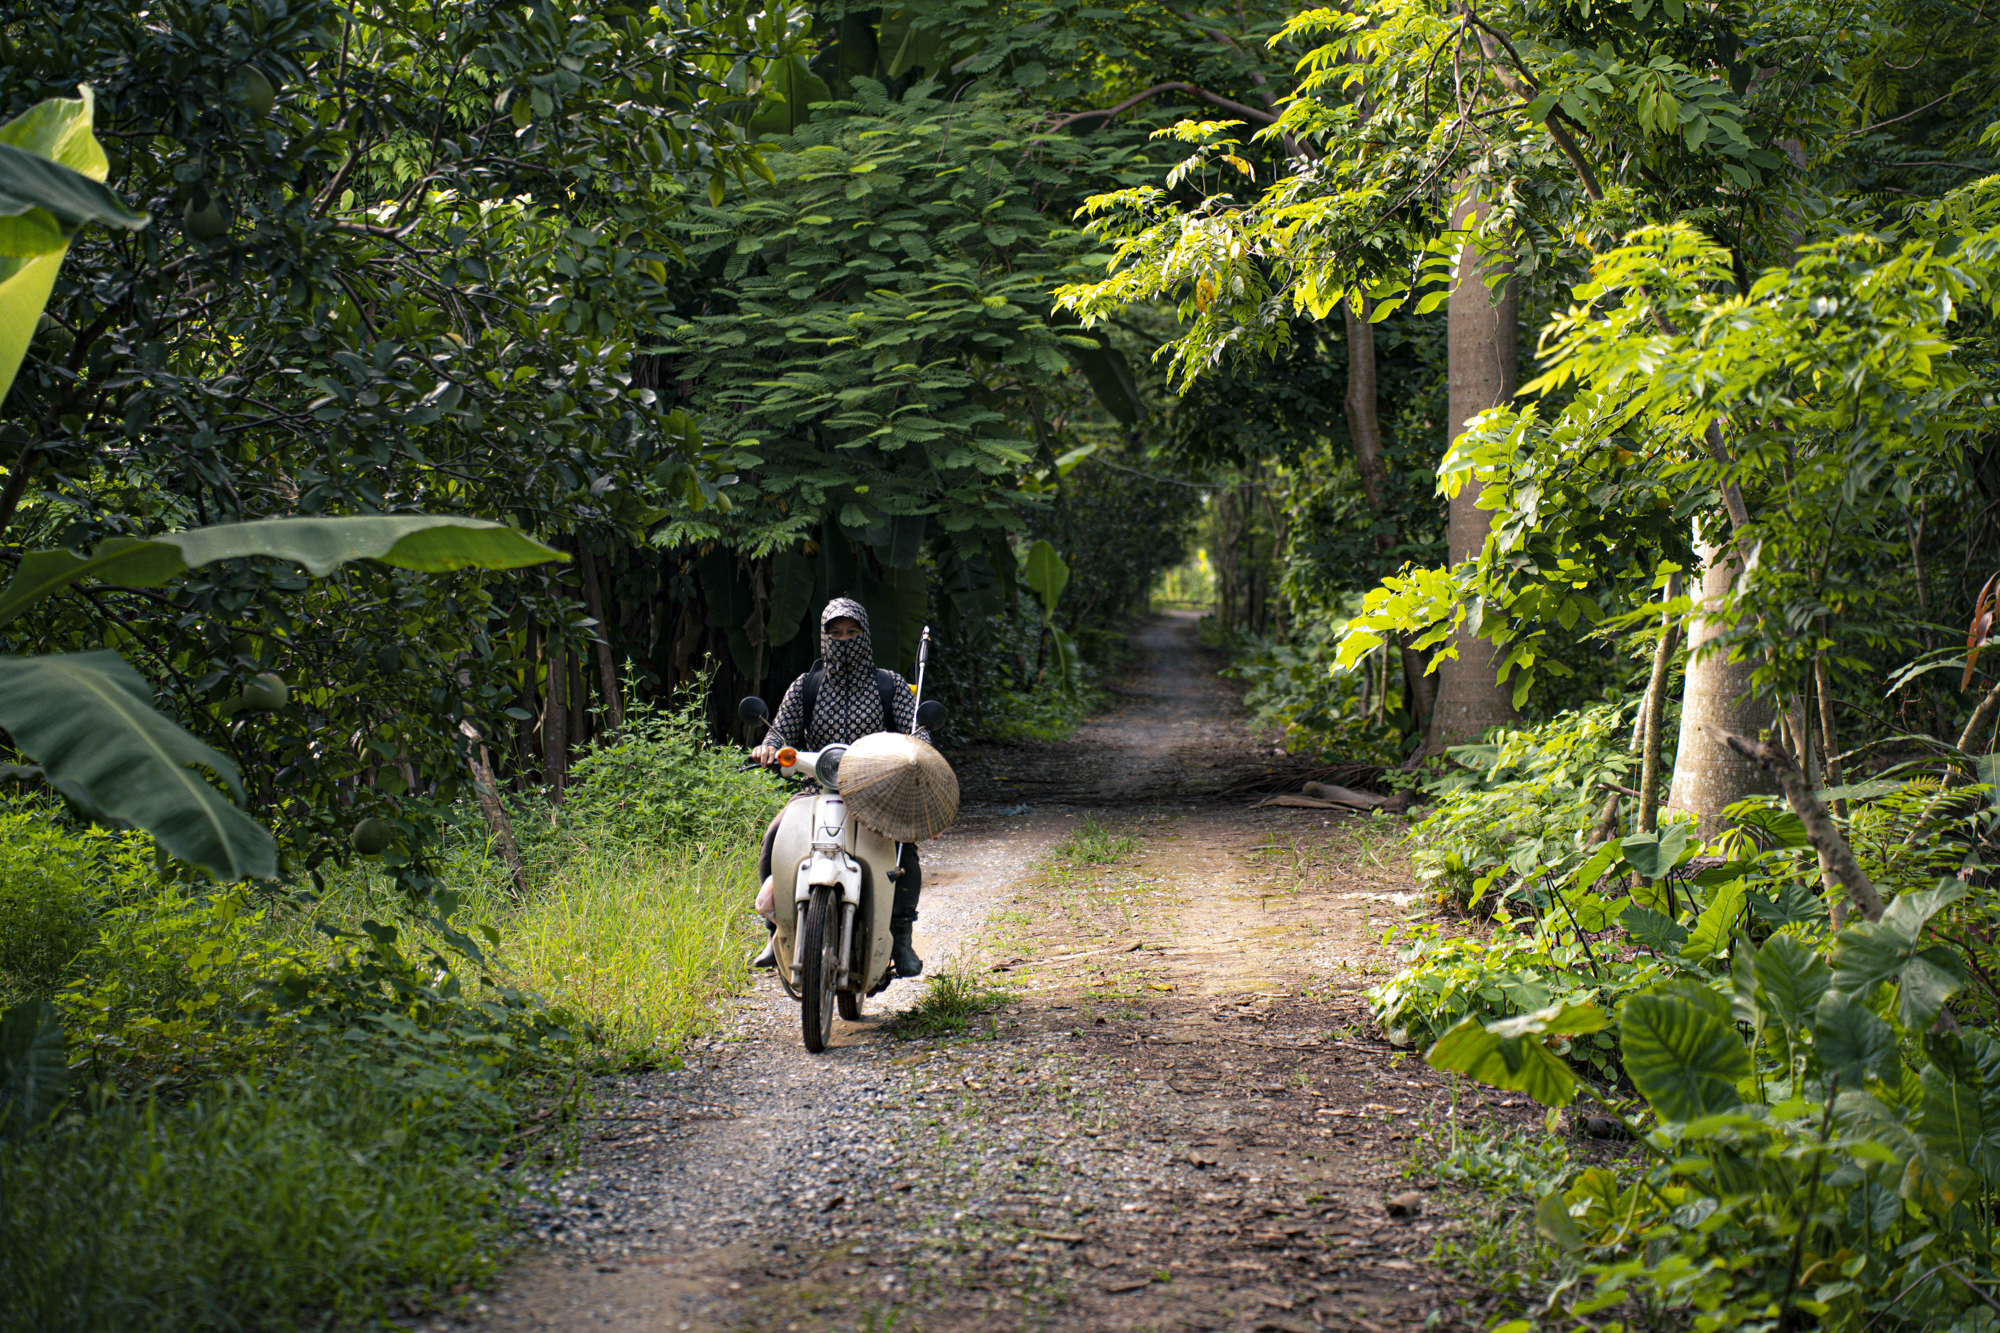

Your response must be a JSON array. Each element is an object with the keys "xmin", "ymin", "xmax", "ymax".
[{"xmin": 1426, "ymin": 733, "xmax": 2000, "ymax": 1331}]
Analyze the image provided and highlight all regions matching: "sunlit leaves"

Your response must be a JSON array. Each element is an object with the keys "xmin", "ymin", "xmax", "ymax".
[
  {"xmin": 1617, "ymin": 981, "xmax": 1751, "ymax": 1121},
  {"xmin": 1427, "ymin": 1000, "xmax": 1608, "ymax": 1107},
  {"xmin": 1831, "ymin": 879, "xmax": 1969, "ymax": 1032}
]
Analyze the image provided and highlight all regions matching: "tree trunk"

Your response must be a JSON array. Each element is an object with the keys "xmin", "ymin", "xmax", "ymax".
[
  {"xmin": 580, "ymin": 546, "xmax": 625, "ymax": 734},
  {"xmin": 1426, "ymin": 188, "xmax": 1518, "ymax": 751},
  {"xmin": 1637, "ymin": 575, "xmax": 1682, "ymax": 833},
  {"xmin": 1666, "ymin": 536, "xmax": 1776, "ymax": 834},
  {"xmin": 568, "ymin": 639, "xmax": 588, "ymax": 746},
  {"xmin": 460, "ymin": 721, "xmax": 527, "ymax": 897},
  {"xmin": 1816, "ymin": 651, "xmax": 1844, "ymax": 817},
  {"xmin": 519, "ymin": 618, "xmax": 541, "ymax": 789},
  {"xmin": 1333, "ymin": 304, "xmax": 1435, "ymax": 735},
  {"xmin": 542, "ymin": 633, "xmax": 569, "ymax": 800}
]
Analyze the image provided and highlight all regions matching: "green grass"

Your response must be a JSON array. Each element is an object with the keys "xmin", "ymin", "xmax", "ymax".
[
  {"xmin": 979, "ymin": 683, "xmax": 1099, "ymax": 742},
  {"xmin": 0, "ymin": 1064, "xmax": 532, "ymax": 1333},
  {"xmin": 882, "ymin": 972, "xmax": 1016, "ymax": 1040},
  {"xmin": 0, "ymin": 707, "xmax": 781, "ymax": 1331},
  {"xmin": 500, "ymin": 841, "xmax": 760, "ymax": 1056},
  {"xmin": 1051, "ymin": 816, "xmax": 1140, "ymax": 865}
]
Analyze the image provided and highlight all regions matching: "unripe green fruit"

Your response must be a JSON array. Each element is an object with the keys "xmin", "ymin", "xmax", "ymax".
[
  {"xmin": 350, "ymin": 817, "xmax": 395, "ymax": 856},
  {"xmin": 241, "ymin": 672, "xmax": 288, "ymax": 710},
  {"xmin": 183, "ymin": 192, "xmax": 227, "ymax": 241},
  {"xmin": 233, "ymin": 67, "xmax": 276, "ymax": 119}
]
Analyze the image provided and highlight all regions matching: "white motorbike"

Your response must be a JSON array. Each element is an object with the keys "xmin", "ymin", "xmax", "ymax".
[{"xmin": 737, "ymin": 695, "xmax": 949, "ymax": 1052}]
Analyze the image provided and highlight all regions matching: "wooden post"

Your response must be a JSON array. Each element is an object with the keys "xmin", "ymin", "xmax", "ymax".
[{"xmin": 460, "ymin": 721, "xmax": 528, "ymax": 897}]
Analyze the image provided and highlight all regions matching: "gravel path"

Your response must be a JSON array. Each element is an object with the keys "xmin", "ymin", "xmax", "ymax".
[{"xmin": 451, "ymin": 615, "xmax": 1516, "ymax": 1333}]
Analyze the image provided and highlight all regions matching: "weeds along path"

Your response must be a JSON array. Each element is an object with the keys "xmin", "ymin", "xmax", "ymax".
[{"xmin": 471, "ymin": 614, "xmax": 1531, "ymax": 1333}]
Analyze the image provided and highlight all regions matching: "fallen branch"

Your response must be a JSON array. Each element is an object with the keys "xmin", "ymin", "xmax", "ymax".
[{"xmin": 1700, "ymin": 725, "xmax": 1885, "ymax": 922}]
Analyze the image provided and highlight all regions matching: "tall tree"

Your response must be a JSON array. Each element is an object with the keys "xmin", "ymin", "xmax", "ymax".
[{"xmin": 1427, "ymin": 189, "xmax": 1519, "ymax": 749}]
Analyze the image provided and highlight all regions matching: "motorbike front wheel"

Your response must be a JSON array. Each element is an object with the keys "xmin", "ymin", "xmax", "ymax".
[{"xmin": 799, "ymin": 887, "xmax": 839, "ymax": 1052}]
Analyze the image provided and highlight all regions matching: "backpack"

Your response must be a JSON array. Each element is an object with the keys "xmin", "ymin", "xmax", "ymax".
[{"xmin": 798, "ymin": 660, "xmax": 903, "ymax": 741}]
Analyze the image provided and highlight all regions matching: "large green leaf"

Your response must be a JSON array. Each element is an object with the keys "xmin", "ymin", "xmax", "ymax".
[
  {"xmin": 1753, "ymin": 932, "xmax": 1831, "ymax": 1035},
  {"xmin": 1813, "ymin": 988, "xmax": 1899, "ymax": 1090},
  {"xmin": 1621, "ymin": 903, "xmax": 1688, "ymax": 955},
  {"xmin": 1425, "ymin": 1001, "xmax": 1607, "ymax": 1109},
  {"xmin": 1619, "ymin": 823, "xmax": 1690, "ymax": 879},
  {"xmin": 0, "ymin": 652, "xmax": 275, "ymax": 881},
  {"xmin": 1919, "ymin": 1031, "xmax": 2000, "ymax": 1184},
  {"xmin": 1617, "ymin": 981, "xmax": 1751, "ymax": 1122},
  {"xmin": 1831, "ymin": 879, "xmax": 1968, "ymax": 1031},
  {"xmin": 0, "ymin": 143, "xmax": 147, "ymax": 252},
  {"xmin": 1065, "ymin": 339, "xmax": 1147, "ymax": 426},
  {"xmin": 1023, "ymin": 539, "xmax": 1068, "ymax": 618},
  {"xmin": 1049, "ymin": 625, "xmax": 1081, "ymax": 697},
  {"xmin": 0, "ymin": 87, "xmax": 147, "ymax": 408},
  {"xmin": 0, "ymin": 1000, "xmax": 66, "ymax": 1138},
  {"xmin": 0, "ymin": 515, "xmax": 563, "ymax": 627},
  {"xmin": 766, "ymin": 549, "xmax": 815, "ymax": 647},
  {"xmin": 1680, "ymin": 878, "xmax": 1745, "ymax": 961},
  {"xmin": 747, "ymin": 57, "xmax": 832, "ymax": 136}
]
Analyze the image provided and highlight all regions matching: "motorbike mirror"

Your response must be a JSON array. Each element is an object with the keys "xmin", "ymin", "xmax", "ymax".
[
  {"xmin": 738, "ymin": 696, "xmax": 769, "ymax": 726},
  {"xmin": 915, "ymin": 699, "xmax": 948, "ymax": 731}
]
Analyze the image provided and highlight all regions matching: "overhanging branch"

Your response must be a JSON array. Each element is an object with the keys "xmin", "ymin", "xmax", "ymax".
[{"xmin": 1052, "ymin": 82, "xmax": 1280, "ymax": 132}]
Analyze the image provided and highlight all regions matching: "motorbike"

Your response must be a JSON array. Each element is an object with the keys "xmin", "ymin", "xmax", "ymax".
[{"xmin": 736, "ymin": 693, "xmax": 949, "ymax": 1052}]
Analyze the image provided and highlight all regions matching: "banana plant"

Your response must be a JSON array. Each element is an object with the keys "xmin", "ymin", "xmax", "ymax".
[
  {"xmin": 0, "ymin": 86, "xmax": 148, "ymax": 405},
  {"xmin": 1022, "ymin": 538, "xmax": 1080, "ymax": 695},
  {"xmin": 0, "ymin": 90, "xmax": 564, "ymax": 882}
]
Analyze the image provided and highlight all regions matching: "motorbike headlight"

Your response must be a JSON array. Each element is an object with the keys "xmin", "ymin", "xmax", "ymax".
[{"xmin": 814, "ymin": 745, "xmax": 847, "ymax": 787}]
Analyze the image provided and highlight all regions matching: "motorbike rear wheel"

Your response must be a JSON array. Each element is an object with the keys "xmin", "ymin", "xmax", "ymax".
[
  {"xmin": 799, "ymin": 888, "xmax": 839, "ymax": 1052},
  {"xmin": 837, "ymin": 991, "xmax": 862, "ymax": 1021}
]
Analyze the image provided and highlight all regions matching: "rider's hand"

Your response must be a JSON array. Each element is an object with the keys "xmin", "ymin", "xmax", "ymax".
[{"xmin": 752, "ymin": 744, "xmax": 778, "ymax": 766}]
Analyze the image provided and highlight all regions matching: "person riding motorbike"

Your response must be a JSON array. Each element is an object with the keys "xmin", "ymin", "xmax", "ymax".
[{"xmin": 749, "ymin": 598, "xmax": 930, "ymax": 978}]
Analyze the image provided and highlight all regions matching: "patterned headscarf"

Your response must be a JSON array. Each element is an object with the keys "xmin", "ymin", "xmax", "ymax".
[{"xmin": 821, "ymin": 597, "xmax": 872, "ymax": 684}]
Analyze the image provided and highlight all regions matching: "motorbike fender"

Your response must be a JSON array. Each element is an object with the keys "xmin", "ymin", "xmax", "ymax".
[
  {"xmin": 854, "ymin": 820, "xmax": 899, "ymax": 996},
  {"xmin": 767, "ymin": 793, "xmax": 817, "ymax": 972},
  {"xmin": 795, "ymin": 848, "xmax": 860, "ymax": 905}
]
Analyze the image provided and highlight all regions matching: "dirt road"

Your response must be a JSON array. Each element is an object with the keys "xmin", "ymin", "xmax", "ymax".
[{"xmin": 467, "ymin": 613, "xmax": 1525, "ymax": 1333}]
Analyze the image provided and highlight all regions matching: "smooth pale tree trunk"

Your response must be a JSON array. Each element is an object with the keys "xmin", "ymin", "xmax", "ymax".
[
  {"xmin": 1666, "ymin": 535, "xmax": 1776, "ymax": 834},
  {"xmin": 1426, "ymin": 190, "xmax": 1518, "ymax": 751},
  {"xmin": 1337, "ymin": 302, "xmax": 1434, "ymax": 731}
]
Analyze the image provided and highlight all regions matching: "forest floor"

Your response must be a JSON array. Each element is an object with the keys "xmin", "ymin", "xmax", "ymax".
[{"xmin": 460, "ymin": 612, "xmax": 1540, "ymax": 1333}]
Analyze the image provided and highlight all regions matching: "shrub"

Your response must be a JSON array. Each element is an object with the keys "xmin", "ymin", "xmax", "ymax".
[
  {"xmin": 0, "ymin": 1063, "xmax": 531, "ymax": 1333},
  {"xmin": 62, "ymin": 884, "xmax": 312, "ymax": 1074},
  {"xmin": 1214, "ymin": 615, "xmax": 1410, "ymax": 764},
  {"xmin": 1407, "ymin": 697, "xmax": 1655, "ymax": 909},
  {"xmin": 0, "ymin": 804, "xmax": 157, "ymax": 1007},
  {"xmin": 555, "ymin": 699, "xmax": 783, "ymax": 851},
  {"xmin": 1366, "ymin": 926, "xmax": 1646, "ymax": 1082}
]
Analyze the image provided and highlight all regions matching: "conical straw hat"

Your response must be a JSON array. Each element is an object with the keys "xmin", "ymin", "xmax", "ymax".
[{"xmin": 837, "ymin": 732, "xmax": 960, "ymax": 843}]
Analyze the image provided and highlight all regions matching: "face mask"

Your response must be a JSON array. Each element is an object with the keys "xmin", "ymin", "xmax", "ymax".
[
  {"xmin": 821, "ymin": 599, "xmax": 872, "ymax": 679},
  {"xmin": 824, "ymin": 632, "xmax": 871, "ymax": 678}
]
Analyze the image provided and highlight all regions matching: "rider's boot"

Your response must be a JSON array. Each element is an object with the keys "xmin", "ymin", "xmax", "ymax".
[
  {"xmin": 889, "ymin": 869, "xmax": 923, "ymax": 978},
  {"xmin": 750, "ymin": 919, "xmax": 776, "ymax": 970}
]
